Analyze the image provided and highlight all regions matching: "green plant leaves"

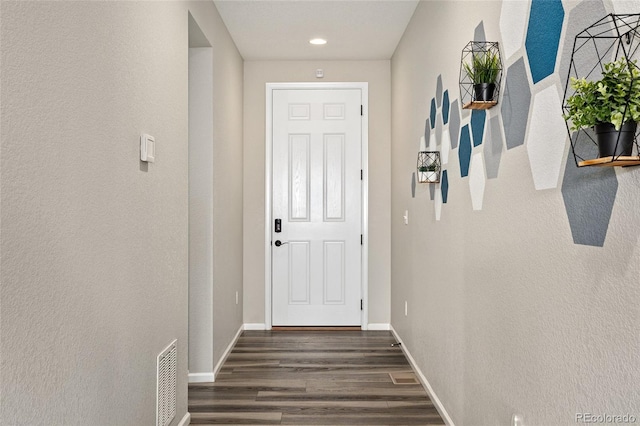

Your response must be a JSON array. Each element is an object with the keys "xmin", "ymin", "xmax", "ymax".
[
  {"xmin": 564, "ymin": 57, "xmax": 640, "ymax": 131},
  {"xmin": 464, "ymin": 51, "xmax": 500, "ymax": 84}
]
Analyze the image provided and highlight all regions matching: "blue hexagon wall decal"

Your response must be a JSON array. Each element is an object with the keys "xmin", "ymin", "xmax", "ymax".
[
  {"xmin": 441, "ymin": 170, "xmax": 449, "ymax": 203},
  {"xmin": 525, "ymin": 0, "xmax": 564, "ymax": 84},
  {"xmin": 442, "ymin": 90, "xmax": 450, "ymax": 124},
  {"xmin": 459, "ymin": 125, "xmax": 472, "ymax": 177},
  {"xmin": 430, "ymin": 98, "xmax": 437, "ymax": 129},
  {"xmin": 471, "ymin": 110, "xmax": 486, "ymax": 147}
]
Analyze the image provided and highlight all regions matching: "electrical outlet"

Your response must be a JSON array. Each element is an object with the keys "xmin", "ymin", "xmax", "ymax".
[{"xmin": 404, "ymin": 301, "xmax": 408, "ymax": 316}]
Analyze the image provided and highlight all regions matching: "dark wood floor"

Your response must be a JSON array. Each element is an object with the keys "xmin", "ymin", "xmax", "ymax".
[{"xmin": 188, "ymin": 330, "xmax": 445, "ymax": 425}]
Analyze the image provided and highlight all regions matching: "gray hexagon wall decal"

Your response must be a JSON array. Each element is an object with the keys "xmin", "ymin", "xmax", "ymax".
[
  {"xmin": 449, "ymin": 100, "xmax": 461, "ymax": 149},
  {"xmin": 424, "ymin": 118, "xmax": 431, "ymax": 148},
  {"xmin": 442, "ymin": 90, "xmax": 450, "ymax": 124},
  {"xmin": 471, "ymin": 109, "xmax": 486, "ymax": 147},
  {"xmin": 558, "ymin": 0, "xmax": 608, "ymax": 93},
  {"xmin": 459, "ymin": 125, "xmax": 472, "ymax": 177},
  {"xmin": 441, "ymin": 170, "xmax": 449, "ymax": 203},
  {"xmin": 436, "ymin": 75, "xmax": 443, "ymax": 107},
  {"xmin": 430, "ymin": 98, "xmax": 437, "ymax": 129},
  {"xmin": 485, "ymin": 116, "xmax": 504, "ymax": 179},
  {"xmin": 474, "ymin": 21, "xmax": 486, "ymax": 42},
  {"xmin": 561, "ymin": 138, "xmax": 617, "ymax": 247},
  {"xmin": 436, "ymin": 113, "xmax": 443, "ymax": 147},
  {"xmin": 525, "ymin": 0, "xmax": 564, "ymax": 84},
  {"xmin": 501, "ymin": 57, "xmax": 531, "ymax": 150},
  {"xmin": 411, "ymin": 173, "xmax": 417, "ymax": 198}
]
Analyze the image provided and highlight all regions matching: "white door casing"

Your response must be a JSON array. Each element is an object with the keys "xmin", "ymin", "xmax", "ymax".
[{"xmin": 266, "ymin": 84, "xmax": 368, "ymax": 327}]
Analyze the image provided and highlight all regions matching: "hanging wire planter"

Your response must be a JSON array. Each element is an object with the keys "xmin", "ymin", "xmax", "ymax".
[
  {"xmin": 459, "ymin": 41, "xmax": 503, "ymax": 110},
  {"xmin": 562, "ymin": 14, "xmax": 640, "ymax": 167},
  {"xmin": 417, "ymin": 151, "xmax": 441, "ymax": 183}
]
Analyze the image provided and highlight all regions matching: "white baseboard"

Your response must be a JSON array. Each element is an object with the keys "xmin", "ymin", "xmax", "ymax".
[
  {"xmin": 390, "ymin": 325, "xmax": 455, "ymax": 426},
  {"xmin": 243, "ymin": 323, "xmax": 267, "ymax": 330},
  {"xmin": 212, "ymin": 324, "xmax": 244, "ymax": 380},
  {"xmin": 367, "ymin": 323, "xmax": 390, "ymax": 330},
  {"xmin": 177, "ymin": 411, "xmax": 191, "ymax": 426},
  {"xmin": 187, "ymin": 372, "xmax": 215, "ymax": 383}
]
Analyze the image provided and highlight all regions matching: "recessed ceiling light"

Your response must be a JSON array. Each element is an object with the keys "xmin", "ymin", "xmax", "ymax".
[{"xmin": 309, "ymin": 38, "xmax": 327, "ymax": 45}]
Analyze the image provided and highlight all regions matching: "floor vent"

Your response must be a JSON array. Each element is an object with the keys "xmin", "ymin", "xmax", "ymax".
[
  {"xmin": 389, "ymin": 371, "xmax": 419, "ymax": 385},
  {"xmin": 157, "ymin": 340, "xmax": 177, "ymax": 426}
]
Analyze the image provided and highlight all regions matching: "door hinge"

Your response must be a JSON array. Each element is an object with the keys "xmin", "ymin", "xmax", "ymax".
[
  {"xmin": 361, "ymin": 105, "xmax": 363, "ymax": 116},
  {"xmin": 361, "ymin": 169, "xmax": 363, "ymax": 180},
  {"xmin": 361, "ymin": 234, "xmax": 363, "ymax": 245},
  {"xmin": 361, "ymin": 299, "xmax": 363, "ymax": 310}
]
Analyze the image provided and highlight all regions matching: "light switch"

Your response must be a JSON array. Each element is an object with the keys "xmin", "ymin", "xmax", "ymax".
[
  {"xmin": 403, "ymin": 210, "xmax": 409, "ymax": 225},
  {"xmin": 140, "ymin": 133, "xmax": 155, "ymax": 163}
]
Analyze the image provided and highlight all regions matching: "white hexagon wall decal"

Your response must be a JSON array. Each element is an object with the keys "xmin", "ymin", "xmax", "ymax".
[
  {"xmin": 525, "ymin": 84, "xmax": 568, "ymax": 190},
  {"xmin": 468, "ymin": 152, "xmax": 486, "ymax": 211},
  {"xmin": 500, "ymin": 0, "xmax": 531, "ymax": 60},
  {"xmin": 434, "ymin": 182, "xmax": 443, "ymax": 221},
  {"xmin": 441, "ymin": 128, "xmax": 451, "ymax": 165}
]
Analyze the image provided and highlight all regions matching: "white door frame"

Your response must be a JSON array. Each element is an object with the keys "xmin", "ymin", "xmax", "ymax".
[{"xmin": 265, "ymin": 82, "xmax": 369, "ymax": 330}]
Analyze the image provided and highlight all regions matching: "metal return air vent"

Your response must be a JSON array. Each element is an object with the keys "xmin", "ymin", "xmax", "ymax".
[{"xmin": 157, "ymin": 340, "xmax": 177, "ymax": 426}]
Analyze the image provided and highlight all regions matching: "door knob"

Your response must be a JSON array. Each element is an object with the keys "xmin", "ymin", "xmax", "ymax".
[{"xmin": 274, "ymin": 240, "xmax": 288, "ymax": 247}]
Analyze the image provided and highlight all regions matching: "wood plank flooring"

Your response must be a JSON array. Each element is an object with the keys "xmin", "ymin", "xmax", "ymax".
[{"xmin": 188, "ymin": 330, "xmax": 445, "ymax": 425}]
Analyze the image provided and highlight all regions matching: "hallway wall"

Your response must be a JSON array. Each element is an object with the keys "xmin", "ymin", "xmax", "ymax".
[
  {"xmin": 0, "ymin": 2, "xmax": 243, "ymax": 425},
  {"xmin": 391, "ymin": 1, "xmax": 640, "ymax": 424},
  {"xmin": 243, "ymin": 61, "xmax": 391, "ymax": 327}
]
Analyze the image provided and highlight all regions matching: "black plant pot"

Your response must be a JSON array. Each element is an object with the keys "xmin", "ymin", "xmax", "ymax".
[
  {"xmin": 594, "ymin": 121, "xmax": 637, "ymax": 157},
  {"xmin": 473, "ymin": 83, "xmax": 496, "ymax": 102}
]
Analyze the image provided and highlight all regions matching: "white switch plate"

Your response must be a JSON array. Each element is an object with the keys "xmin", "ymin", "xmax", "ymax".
[
  {"xmin": 403, "ymin": 210, "xmax": 409, "ymax": 225},
  {"xmin": 140, "ymin": 133, "xmax": 155, "ymax": 163}
]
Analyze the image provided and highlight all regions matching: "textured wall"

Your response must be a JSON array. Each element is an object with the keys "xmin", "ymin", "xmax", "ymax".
[
  {"xmin": 188, "ymin": 1, "xmax": 245, "ymax": 377},
  {"xmin": 243, "ymin": 61, "xmax": 391, "ymax": 327},
  {"xmin": 391, "ymin": 0, "xmax": 640, "ymax": 425},
  {"xmin": 0, "ymin": 1, "xmax": 243, "ymax": 424}
]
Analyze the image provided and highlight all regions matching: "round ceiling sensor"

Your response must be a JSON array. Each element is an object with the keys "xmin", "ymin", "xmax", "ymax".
[{"xmin": 309, "ymin": 38, "xmax": 327, "ymax": 45}]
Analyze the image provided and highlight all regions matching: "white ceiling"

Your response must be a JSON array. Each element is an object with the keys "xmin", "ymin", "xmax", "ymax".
[{"xmin": 213, "ymin": 0, "xmax": 420, "ymax": 60}]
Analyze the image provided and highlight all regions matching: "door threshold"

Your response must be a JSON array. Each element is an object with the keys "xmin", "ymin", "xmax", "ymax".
[{"xmin": 271, "ymin": 326, "xmax": 362, "ymax": 331}]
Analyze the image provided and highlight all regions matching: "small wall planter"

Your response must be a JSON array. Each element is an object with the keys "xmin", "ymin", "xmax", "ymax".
[
  {"xmin": 459, "ymin": 41, "xmax": 503, "ymax": 110},
  {"xmin": 417, "ymin": 151, "xmax": 441, "ymax": 183}
]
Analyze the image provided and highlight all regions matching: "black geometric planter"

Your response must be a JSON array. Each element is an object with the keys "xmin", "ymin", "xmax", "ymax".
[
  {"xmin": 594, "ymin": 121, "xmax": 637, "ymax": 157},
  {"xmin": 473, "ymin": 83, "xmax": 496, "ymax": 102}
]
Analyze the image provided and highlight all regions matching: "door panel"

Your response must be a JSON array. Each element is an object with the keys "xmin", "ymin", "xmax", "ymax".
[{"xmin": 272, "ymin": 88, "xmax": 362, "ymax": 326}]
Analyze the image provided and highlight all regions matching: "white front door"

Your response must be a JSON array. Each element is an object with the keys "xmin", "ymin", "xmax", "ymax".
[{"xmin": 272, "ymin": 88, "xmax": 362, "ymax": 326}]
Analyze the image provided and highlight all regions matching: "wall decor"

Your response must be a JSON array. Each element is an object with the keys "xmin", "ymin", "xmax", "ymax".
[
  {"xmin": 459, "ymin": 41, "xmax": 503, "ymax": 110},
  {"xmin": 417, "ymin": 151, "xmax": 441, "ymax": 183},
  {"xmin": 562, "ymin": 14, "xmax": 640, "ymax": 167}
]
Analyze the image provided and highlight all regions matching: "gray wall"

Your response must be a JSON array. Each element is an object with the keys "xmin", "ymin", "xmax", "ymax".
[
  {"xmin": 391, "ymin": 1, "xmax": 640, "ymax": 425},
  {"xmin": 243, "ymin": 60, "xmax": 391, "ymax": 327},
  {"xmin": 0, "ymin": 1, "xmax": 243, "ymax": 424}
]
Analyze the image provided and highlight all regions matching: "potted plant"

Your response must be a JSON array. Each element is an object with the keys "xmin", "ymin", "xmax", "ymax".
[
  {"xmin": 463, "ymin": 50, "xmax": 500, "ymax": 102},
  {"xmin": 417, "ymin": 151, "xmax": 441, "ymax": 183},
  {"xmin": 564, "ymin": 57, "xmax": 640, "ymax": 157}
]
